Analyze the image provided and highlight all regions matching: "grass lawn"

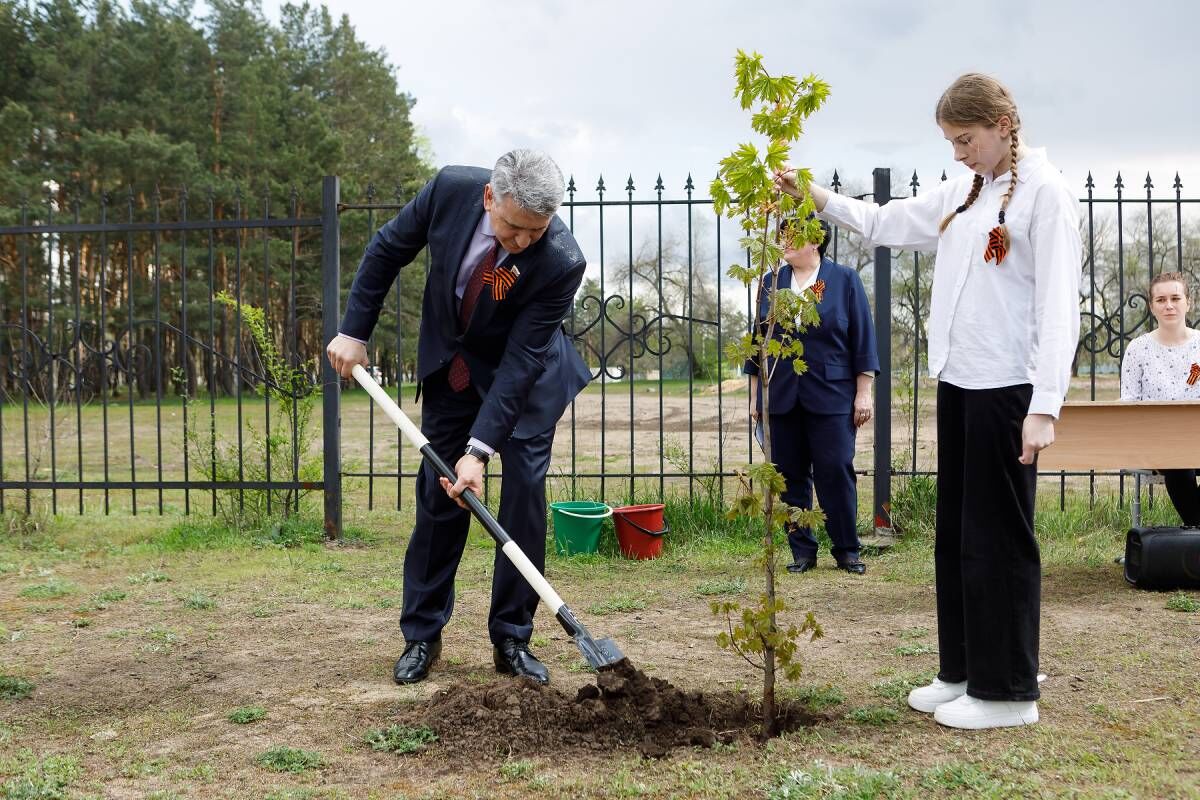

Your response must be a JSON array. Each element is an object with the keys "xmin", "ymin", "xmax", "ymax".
[{"xmin": 1, "ymin": 483, "xmax": 1198, "ymax": 798}]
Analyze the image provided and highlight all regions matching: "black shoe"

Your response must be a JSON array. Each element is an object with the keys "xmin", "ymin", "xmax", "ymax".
[
  {"xmin": 493, "ymin": 638, "xmax": 550, "ymax": 685},
  {"xmin": 393, "ymin": 639, "xmax": 441, "ymax": 685},
  {"xmin": 836, "ymin": 558, "xmax": 867, "ymax": 575},
  {"xmin": 786, "ymin": 557, "xmax": 817, "ymax": 574}
]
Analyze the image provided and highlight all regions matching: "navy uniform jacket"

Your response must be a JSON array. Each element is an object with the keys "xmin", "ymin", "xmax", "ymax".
[
  {"xmin": 744, "ymin": 258, "xmax": 880, "ymax": 416},
  {"xmin": 339, "ymin": 166, "xmax": 591, "ymax": 446}
]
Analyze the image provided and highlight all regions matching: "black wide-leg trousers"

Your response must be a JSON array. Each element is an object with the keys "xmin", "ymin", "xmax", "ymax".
[
  {"xmin": 399, "ymin": 367, "xmax": 555, "ymax": 646},
  {"xmin": 1161, "ymin": 469, "xmax": 1200, "ymax": 527},
  {"xmin": 934, "ymin": 381, "xmax": 1041, "ymax": 702}
]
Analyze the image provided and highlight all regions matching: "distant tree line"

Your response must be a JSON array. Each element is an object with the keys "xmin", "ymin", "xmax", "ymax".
[{"xmin": 0, "ymin": 0, "xmax": 432, "ymax": 399}]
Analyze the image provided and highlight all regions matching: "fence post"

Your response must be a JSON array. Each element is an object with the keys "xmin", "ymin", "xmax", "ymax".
[
  {"xmin": 321, "ymin": 175, "xmax": 342, "ymax": 539},
  {"xmin": 872, "ymin": 168, "xmax": 894, "ymax": 537}
]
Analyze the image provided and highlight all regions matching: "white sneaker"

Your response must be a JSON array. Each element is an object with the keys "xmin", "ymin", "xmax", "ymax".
[
  {"xmin": 933, "ymin": 694, "xmax": 1039, "ymax": 730},
  {"xmin": 907, "ymin": 678, "xmax": 967, "ymax": 713}
]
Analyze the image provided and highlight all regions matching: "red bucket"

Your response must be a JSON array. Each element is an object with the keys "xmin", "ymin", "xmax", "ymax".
[{"xmin": 612, "ymin": 503, "xmax": 669, "ymax": 560}]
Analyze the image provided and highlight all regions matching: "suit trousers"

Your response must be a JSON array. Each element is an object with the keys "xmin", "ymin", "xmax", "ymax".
[
  {"xmin": 768, "ymin": 406, "xmax": 861, "ymax": 562},
  {"xmin": 934, "ymin": 381, "xmax": 1041, "ymax": 702},
  {"xmin": 399, "ymin": 367, "xmax": 555, "ymax": 646},
  {"xmin": 1161, "ymin": 469, "xmax": 1200, "ymax": 527}
]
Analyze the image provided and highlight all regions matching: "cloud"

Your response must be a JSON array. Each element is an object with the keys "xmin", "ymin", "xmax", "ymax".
[{"xmin": 259, "ymin": 0, "xmax": 1197, "ymax": 195}]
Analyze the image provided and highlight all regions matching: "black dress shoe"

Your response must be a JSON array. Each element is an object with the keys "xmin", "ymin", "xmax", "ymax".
[
  {"xmin": 493, "ymin": 638, "xmax": 550, "ymax": 685},
  {"xmin": 393, "ymin": 639, "xmax": 441, "ymax": 685},
  {"xmin": 786, "ymin": 557, "xmax": 817, "ymax": 574},
  {"xmin": 836, "ymin": 559, "xmax": 867, "ymax": 575}
]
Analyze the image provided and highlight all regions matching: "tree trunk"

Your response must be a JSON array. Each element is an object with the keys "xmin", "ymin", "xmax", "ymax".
[
  {"xmin": 185, "ymin": 346, "xmax": 198, "ymax": 396},
  {"xmin": 759, "ymin": 294, "xmax": 779, "ymax": 740},
  {"xmin": 216, "ymin": 249, "xmax": 233, "ymax": 396}
]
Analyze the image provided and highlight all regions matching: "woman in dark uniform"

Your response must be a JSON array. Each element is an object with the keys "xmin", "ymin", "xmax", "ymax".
[{"xmin": 745, "ymin": 218, "xmax": 880, "ymax": 574}]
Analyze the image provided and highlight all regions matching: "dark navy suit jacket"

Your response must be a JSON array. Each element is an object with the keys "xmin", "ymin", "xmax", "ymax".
[
  {"xmin": 744, "ymin": 257, "xmax": 880, "ymax": 416},
  {"xmin": 340, "ymin": 166, "xmax": 591, "ymax": 446}
]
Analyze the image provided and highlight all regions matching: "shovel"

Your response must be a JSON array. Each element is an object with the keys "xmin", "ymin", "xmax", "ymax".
[{"xmin": 351, "ymin": 364, "xmax": 627, "ymax": 672}]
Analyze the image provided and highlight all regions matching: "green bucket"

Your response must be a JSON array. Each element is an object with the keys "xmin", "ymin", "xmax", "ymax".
[{"xmin": 550, "ymin": 501, "xmax": 613, "ymax": 555}]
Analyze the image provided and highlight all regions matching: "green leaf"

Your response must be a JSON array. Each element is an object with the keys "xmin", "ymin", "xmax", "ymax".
[
  {"xmin": 759, "ymin": 241, "xmax": 785, "ymax": 270},
  {"xmin": 726, "ymin": 341, "xmax": 756, "ymax": 366},
  {"xmin": 764, "ymin": 138, "xmax": 790, "ymax": 174},
  {"xmin": 710, "ymin": 178, "xmax": 733, "ymax": 215},
  {"xmin": 727, "ymin": 263, "xmax": 761, "ymax": 287},
  {"xmin": 788, "ymin": 506, "xmax": 827, "ymax": 530}
]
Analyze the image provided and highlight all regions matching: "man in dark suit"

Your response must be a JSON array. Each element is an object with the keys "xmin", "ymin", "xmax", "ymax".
[
  {"xmin": 746, "ymin": 218, "xmax": 880, "ymax": 574},
  {"xmin": 326, "ymin": 149, "xmax": 590, "ymax": 685}
]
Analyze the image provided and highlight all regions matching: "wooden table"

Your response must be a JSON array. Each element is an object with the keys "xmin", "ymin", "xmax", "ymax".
[{"xmin": 1038, "ymin": 401, "xmax": 1200, "ymax": 471}]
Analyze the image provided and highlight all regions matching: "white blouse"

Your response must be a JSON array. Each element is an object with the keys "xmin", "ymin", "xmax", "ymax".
[
  {"xmin": 1120, "ymin": 329, "xmax": 1200, "ymax": 401},
  {"xmin": 818, "ymin": 148, "xmax": 1082, "ymax": 418}
]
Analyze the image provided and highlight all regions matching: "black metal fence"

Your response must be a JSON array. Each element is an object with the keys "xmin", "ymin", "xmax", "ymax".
[
  {"xmin": 2, "ymin": 170, "xmax": 1197, "ymax": 536},
  {"xmin": 0, "ymin": 185, "xmax": 328, "ymax": 520}
]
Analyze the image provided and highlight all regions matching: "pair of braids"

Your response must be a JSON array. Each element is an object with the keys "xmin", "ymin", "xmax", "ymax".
[{"xmin": 939, "ymin": 133, "xmax": 1020, "ymax": 265}]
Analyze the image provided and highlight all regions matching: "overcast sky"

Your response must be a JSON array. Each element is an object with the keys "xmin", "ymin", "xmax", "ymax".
[{"xmin": 256, "ymin": 0, "xmax": 1197, "ymax": 200}]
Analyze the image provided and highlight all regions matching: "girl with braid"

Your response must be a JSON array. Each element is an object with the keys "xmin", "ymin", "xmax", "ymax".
[{"xmin": 777, "ymin": 73, "xmax": 1081, "ymax": 729}]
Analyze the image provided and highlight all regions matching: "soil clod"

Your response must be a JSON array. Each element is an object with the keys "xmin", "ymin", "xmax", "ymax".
[{"xmin": 395, "ymin": 660, "xmax": 818, "ymax": 758}]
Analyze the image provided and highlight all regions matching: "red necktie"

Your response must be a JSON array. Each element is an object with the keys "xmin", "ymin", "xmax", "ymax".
[{"xmin": 447, "ymin": 242, "xmax": 498, "ymax": 392}]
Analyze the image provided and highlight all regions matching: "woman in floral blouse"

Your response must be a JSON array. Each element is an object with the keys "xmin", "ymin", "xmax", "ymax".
[{"xmin": 1120, "ymin": 271, "xmax": 1200, "ymax": 525}]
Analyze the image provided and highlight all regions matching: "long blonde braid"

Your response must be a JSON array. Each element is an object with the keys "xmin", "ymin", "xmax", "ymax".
[
  {"xmin": 993, "ymin": 133, "xmax": 1020, "ymax": 255},
  {"xmin": 938, "ymin": 174, "xmax": 985, "ymax": 234}
]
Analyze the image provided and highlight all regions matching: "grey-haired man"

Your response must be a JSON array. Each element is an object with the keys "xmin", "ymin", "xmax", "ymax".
[{"xmin": 326, "ymin": 150, "xmax": 590, "ymax": 685}]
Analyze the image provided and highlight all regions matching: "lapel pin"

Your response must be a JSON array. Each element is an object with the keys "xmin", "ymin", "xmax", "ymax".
[
  {"xmin": 984, "ymin": 225, "xmax": 1009, "ymax": 265},
  {"xmin": 811, "ymin": 278, "xmax": 826, "ymax": 302},
  {"xmin": 483, "ymin": 265, "xmax": 518, "ymax": 301}
]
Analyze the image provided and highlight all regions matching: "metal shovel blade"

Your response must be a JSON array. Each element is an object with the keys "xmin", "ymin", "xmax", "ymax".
[
  {"xmin": 556, "ymin": 604, "xmax": 627, "ymax": 670},
  {"xmin": 576, "ymin": 634, "xmax": 627, "ymax": 671}
]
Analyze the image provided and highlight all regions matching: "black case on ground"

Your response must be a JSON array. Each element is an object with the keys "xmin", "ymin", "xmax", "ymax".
[{"xmin": 1124, "ymin": 526, "xmax": 1200, "ymax": 590}]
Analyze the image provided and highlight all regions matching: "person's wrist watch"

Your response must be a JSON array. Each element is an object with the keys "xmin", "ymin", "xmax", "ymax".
[{"xmin": 464, "ymin": 445, "xmax": 491, "ymax": 465}]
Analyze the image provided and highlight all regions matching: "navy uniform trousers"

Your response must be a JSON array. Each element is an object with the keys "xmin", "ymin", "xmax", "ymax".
[
  {"xmin": 935, "ymin": 381, "xmax": 1041, "ymax": 702},
  {"xmin": 770, "ymin": 407, "xmax": 861, "ymax": 563},
  {"xmin": 399, "ymin": 366, "xmax": 555, "ymax": 646}
]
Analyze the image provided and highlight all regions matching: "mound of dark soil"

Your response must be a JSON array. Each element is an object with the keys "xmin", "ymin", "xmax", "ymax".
[{"xmin": 395, "ymin": 660, "xmax": 818, "ymax": 758}]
